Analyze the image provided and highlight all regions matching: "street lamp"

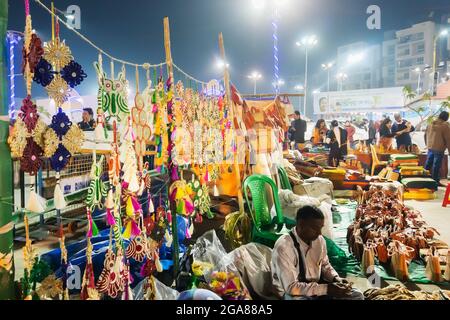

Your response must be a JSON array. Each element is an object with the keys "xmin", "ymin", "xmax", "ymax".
[
  {"xmin": 321, "ymin": 62, "xmax": 334, "ymax": 92},
  {"xmin": 294, "ymin": 84, "xmax": 304, "ymax": 113},
  {"xmin": 216, "ymin": 60, "xmax": 230, "ymax": 70},
  {"xmin": 248, "ymin": 71, "xmax": 262, "ymax": 95},
  {"xmin": 412, "ymin": 67, "xmax": 422, "ymax": 94},
  {"xmin": 296, "ymin": 35, "xmax": 318, "ymax": 116},
  {"xmin": 336, "ymin": 72, "xmax": 348, "ymax": 91},
  {"xmin": 432, "ymin": 29, "xmax": 449, "ymax": 95}
]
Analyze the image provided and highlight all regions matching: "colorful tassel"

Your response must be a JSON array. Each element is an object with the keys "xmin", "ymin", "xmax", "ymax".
[
  {"xmin": 126, "ymin": 197, "xmax": 134, "ymax": 217},
  {"xmin": 149, "ymin": 197, "xmax": 155, "ymax": 214},
  {"xmin": 26, "ymin": 188, "xmax": 46, "ymax": 213},
  {"xmin": 131, "ymin": 220, "xmax": 141, "ymax": 237},
  {"xmin": 123, "ymin": 221, "xmax": 132, "ymax": 239},
  {"xmin": 204, "ymin": 169, "xmax": 209, "ymax": 183},
  {"xmin": 106, "ymin": 208, "xmax": 116, "ymax": 226},
  {"xmin": 213, "ymin": 184, "xmax": 219, "ymax": 197},
  {"xmin": 54, "ymin": 181, "xmax": 67, "ymax": 210},
  {"xmin": 131, "ymin": 197, "xmax": 141, "ymax": 212},
  {"xmin": 185, "ymin": 199, "xmax": 194, "ymax": 215},
  {"xmin": 171, "ymin": 166, "xmax": 179, "ymax": 181},
  {"xmin": 128, "ymin": 173, "xmax": 140, "ymax": 193}
]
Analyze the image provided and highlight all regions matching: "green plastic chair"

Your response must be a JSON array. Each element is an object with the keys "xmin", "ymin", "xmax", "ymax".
[
  {"xmin": 243, "ymin": 174, "xmax": 293, "ymax": 248},
  {"xmin": 277, "ymin": 166, "xmax": 292, "ymax": 191}
]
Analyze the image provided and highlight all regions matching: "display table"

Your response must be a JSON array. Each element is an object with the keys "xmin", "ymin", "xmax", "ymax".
[{"xmin": 351, "ymin": 151, "xmax": 448, "ymax": 178}]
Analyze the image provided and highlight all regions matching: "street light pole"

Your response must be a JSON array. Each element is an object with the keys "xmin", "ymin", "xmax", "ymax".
[
  {"xmin": 303, "ymin": 47, "xmax": 309, "ymax": 117},
  {"xmin": 432, "ymin": 29, "xmax": 449, "ymax": 96}
]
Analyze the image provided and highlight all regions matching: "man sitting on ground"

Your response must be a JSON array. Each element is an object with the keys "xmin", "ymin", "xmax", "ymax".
[{"xmin": 271, "ymin": 206, "xmax": 364, "ymax": 300}]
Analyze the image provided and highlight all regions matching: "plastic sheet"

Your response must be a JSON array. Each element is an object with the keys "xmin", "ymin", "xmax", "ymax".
[
  {"xmin": 133, "ymin": 277, "xmax": 180, "ymax": 300},
  {"xmin": 227, "ymin": 242, "xmax": 278, "ymax": 300}
]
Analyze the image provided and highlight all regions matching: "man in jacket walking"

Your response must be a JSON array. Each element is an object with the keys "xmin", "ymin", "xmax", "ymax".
[{"xmin": 425, "ymin": 111, "xmax": 450, "ymax": 186}]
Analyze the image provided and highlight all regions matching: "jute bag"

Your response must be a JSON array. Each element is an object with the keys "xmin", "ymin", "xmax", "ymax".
[
  {"xmin": 425, "ymin": 247, "xmax": 443, "ymax": 282},
  {"xmin": 444, "ymin": 250, "xmax": 450, "ymax": 282},
  {"xmin": 388, "ymin": 240, "xmax": 414, "ymax": 282},
  {"xmin": 361, "ymin": 240, "xmax": 376, "ymax": 275}
]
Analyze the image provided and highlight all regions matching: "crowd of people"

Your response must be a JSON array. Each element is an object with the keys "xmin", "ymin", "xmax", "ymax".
[{"xmin": 289, "ymin": 111, "xmax": 450, "ymax": 185}]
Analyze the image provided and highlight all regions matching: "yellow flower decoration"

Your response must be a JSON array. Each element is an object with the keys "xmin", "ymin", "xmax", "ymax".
[
  {"xmin": 8, "ymin": 118, "xmax": 29, "ymax": 158},
  {"xmin": 32, "ymin": 120, "xmax": 48, "ymax": 149},
  {"xmin": 44, "ymin": 38, "xmax": 72, "ymax": 71},
  {"xmin": 63, "ymin": 125, "xmax": 85, "ymax": 155},
  {"xmin": 0, "ymin": 251, "xmax": 13, "ymax": 272},
  {"xmin": 36, "ymin": 274, "xmax": 63, "ymax": 300},
  {"xmin": 43, "ymin": 128, "xmax": 60, "ymax": 158},
  {"xmin": 46, "ymin": 74, "xmax": 70, "ymax": 107}
]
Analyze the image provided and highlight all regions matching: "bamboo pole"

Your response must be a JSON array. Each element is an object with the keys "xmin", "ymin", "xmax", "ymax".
[
  {"xmin": 218, "ymin": 33, "xmax": 245, "ymax": 214},
  {"xmin": 163, "ymin": 17, "xmax": 179, "ymax": 277},
  {"xmin": 0, "ymin": 0, "xmax": 14, "ymax": 300}
]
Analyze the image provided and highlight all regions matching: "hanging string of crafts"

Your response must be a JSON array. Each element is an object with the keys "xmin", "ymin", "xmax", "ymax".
[
  {"xmin": 153, "ymin": 69, "xmax": 169, "ymax": 172},
  {"xmin": 36, "ymin": 11, "xmax": 85, "ymax": 210},
  {"xmin": 8, "ymin": 0, "xmax": 47, "ymax": 213}
]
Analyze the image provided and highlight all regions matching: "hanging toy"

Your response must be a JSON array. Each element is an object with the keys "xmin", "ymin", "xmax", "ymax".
[
  {"xmin": 94, "ymin": 107, "xmax": 108, "ymax": 142},
  {"xmin": 86, "ymin": 155, "xmax": 107, "ymax": 210},
  {"xmin": 188, "ymin": 176, "xmax": 214, "ymax": 219},
  {"xmin": 169, "ymin": 180, "xmax": 195, "ymax": 218},
  {"xmin": 94, "ymin": 56, "xmax": 130, "ymax": 122},
  {"xmin": 132, "ymin": 66, "xmax": 152, "ymax": 170},
  {"xmin": 80, "ymin": 238, "xmax": 99, "ymax": 300},
  {"xmin": 86, "ymin": 208, "xmax": 99, "ymax": 238},
  {"xmin": 96, "ymin": 228, "xmax": 115, "ymax": 295}
]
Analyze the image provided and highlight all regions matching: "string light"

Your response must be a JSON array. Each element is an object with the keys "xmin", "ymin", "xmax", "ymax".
[
  {"xmin": 6, "ymin": 31, "xmax": 22, "ymax": 119},
  {"xmin": 272, "ymin": 7, "xmax": 280, "ymax": 94}
]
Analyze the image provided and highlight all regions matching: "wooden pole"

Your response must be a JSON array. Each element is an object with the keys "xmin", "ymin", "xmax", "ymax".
[
  {"xmin": 218, "ymin": 33, "xmax": 245, "ymax": 214},
  {"xmin": 163, "ymin": 17, "xmax": 179, "ymax": 277}
]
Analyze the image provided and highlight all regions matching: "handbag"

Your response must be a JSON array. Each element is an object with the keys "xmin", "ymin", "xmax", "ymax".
[
  {"xmin": 444, "ymin": 250, "xmax": 450, "ymax": 282},
  {"xmin": 375, "ymin": 237, "xmax": 389, "ymax": 264},
  {"xmin": 425, "ymin": 247, "xmax": 443, "ymax": 282},
  {"xmin": 388, "ymin": 240, "xmax": 415, "ymax": 281},
  {"xmin": 361, "ymin": 240, "xmax": 376, "ymax": 275}
]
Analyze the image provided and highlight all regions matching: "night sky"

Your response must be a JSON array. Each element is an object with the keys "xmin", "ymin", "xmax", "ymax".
[{"xmin": 7, "ymin": 0, "xmax": 450, "ymax": 100}]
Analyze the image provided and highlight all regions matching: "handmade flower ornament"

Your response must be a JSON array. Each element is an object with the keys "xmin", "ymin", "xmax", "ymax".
[
  {"xmin": 45, "ymin": 74, "xmax": 70, "ymax": 107},
  {"xmin": 33, "ymin": 58, "xmax": 54, "ymax": 87},
  {"xmin": 44, "ymin": 38, "xmax": 73, "ymax": 71},
  {"xmin": 61, "ymin": 60, "xmax": 87, "ymax": 88}
]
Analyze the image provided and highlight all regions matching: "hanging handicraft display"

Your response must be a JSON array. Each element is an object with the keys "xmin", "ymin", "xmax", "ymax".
[
  {"xmin": 80, "ymin": 238, "xmax": 100, "ymax": 300},
  {"xmin": 95, "ymin": 57, "xmax": 130, "ymax": 121},
  {"xmin": 8, "ymin": 97, "xmax": 47, "ymax": 175},
  {"xmin": 86, "ymin": 155, "xmax": 108, "ymax": 210},
  {"xmin": 153, "ymin": 76, "xmax": 169, "ymax": 170}
]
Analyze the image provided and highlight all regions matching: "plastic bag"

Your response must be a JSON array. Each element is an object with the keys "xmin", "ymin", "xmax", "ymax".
[
  {"xmin": 133, "ymin": 276, "xmax": 180, "ymax": 300},
  {"xmin": 227, "ymin": 242, "xmax": 278, "ymax": 300},
  {"xmin": 191, "ymin": 230, "xmax": 251, "ymax": 300}
]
